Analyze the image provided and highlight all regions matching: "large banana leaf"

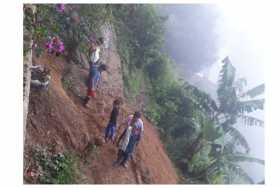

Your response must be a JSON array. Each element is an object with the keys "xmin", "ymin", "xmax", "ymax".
[
  {"xmin": 217, "ymin": 58, "xmax": 236, "ymax": 107},
  {"xmin": 227, "ymin": 162, "xmax": 254, "ymax": 184},
  {"xmin": 222, "ymin": 125, "xmax": 250, "ymax": 153},
  {"xmin": 206, "ymin": 157, "xmax": 256, "ymax": 184},
  {"xmin": 234, "ymin": 78, "xmax": 247, "ymax": 95},
  {"xmin": 242, "ymin": 84, "xmax": 265, "ymax": 98},
  {"xmin": 223, "ymin": 138, "xmax": 237, "ymax": 154},
  {"xmin": 239, "ymin": 115, "xmax": 264, "ymax": 127},
  {"xmin": 185, "ymin": 84, "xmax": 218, "ymax": 114},
  {"xmin": 238, "ymin": 99, "xmax": 265, "ymax": 113},
  {"xmin": 205, "ymin": 160, "xmax": 226, "ymax": 183},
  {"xmin": 226, "ymin": 154, "xmax": 264, "ymax": 165}
]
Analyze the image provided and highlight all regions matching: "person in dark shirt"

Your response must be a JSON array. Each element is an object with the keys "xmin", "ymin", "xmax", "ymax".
[{"xmin": 104, "ymin": 98, "xmax": 123, "ymax": 143}]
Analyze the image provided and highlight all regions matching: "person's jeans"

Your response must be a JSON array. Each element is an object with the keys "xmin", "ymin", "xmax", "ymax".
[
  {"xmin": 105, "ymin": 122, "xmax": 116, "ymax": 140},
  {"xmin": 121, "ymin": 134, "xmax": 140, "ymax": 164},
  {"xmin": 115, "ymin": 149, "xmax": 125, "ymax": 163}
]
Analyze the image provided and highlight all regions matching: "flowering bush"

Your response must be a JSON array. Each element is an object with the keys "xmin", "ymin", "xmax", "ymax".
[
  {"xmin": 56, "ymin": 4, "xmax": 65, "ymax": 13},
  {"xmin": 25, "ymin": 4, "xmax": 113, "ymax": 60},
  {"xmin": 44, "ymin": 36, "xmax": 65, "ymax": 56}
]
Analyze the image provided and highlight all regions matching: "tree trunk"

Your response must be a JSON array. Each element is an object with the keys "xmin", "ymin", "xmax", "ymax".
[{"xmin": 23, "ymin": 5, "xmax": 36, "ymax": 144}]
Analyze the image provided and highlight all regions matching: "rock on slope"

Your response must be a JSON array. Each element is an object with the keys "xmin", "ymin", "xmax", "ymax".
[{"xmin": 24, "ymin": 27, "xmax": 178, "ymax": 184}]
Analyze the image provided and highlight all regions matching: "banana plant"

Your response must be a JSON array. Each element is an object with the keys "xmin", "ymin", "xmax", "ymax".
[
  {"xmin": 216, "ymin": 57, "xmax": 264, "ymax": 152},
  {"xmin": 187, "ymin": 57, "xmax": 264, "ymax": 183},
  {"xmin": 205, "ymin": 147, "xmax": 264, "ymax": 184}
]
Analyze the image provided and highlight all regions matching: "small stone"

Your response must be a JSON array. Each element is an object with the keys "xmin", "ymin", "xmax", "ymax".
[{"xmin": 94, "ymin": 137, "xmax": 104, "ymax": 147}]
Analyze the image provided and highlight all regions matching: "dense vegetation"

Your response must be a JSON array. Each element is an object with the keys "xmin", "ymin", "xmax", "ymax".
[
  {"xmin": 24, "ymin": 4, "xmax": 113, "ymax": 61},
  {"xmin": 24, "ymin": 4, "xmax": 265, "ymax": 184},
  {"xmin": 24, "ymin": 146, "xmax": 77, "ymax": 184},
  {"xmin": 110, "ymin": 5, "xmax": 265, "ymax": 184}
]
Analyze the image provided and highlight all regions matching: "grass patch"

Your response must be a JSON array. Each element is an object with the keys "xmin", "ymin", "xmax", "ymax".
[
  {"xmin": 143, "ymin": 99, "xmax": 161, "ymax": 124},
  {"xmin": 61, "ymin": 78, "xmax": 72, "ymax": 90},
  {"xmin": 122, "ymin": 66, "xmax": 143, "ymax": 101},
  {"xmin": 82, "ymin": 143, "xmax": 99, "ymax": 165}
]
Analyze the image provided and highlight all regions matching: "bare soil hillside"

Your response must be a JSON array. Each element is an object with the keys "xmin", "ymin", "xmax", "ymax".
[{"xmin": 24, "ymin": 36, "xmax": 178, "ymax": 183}]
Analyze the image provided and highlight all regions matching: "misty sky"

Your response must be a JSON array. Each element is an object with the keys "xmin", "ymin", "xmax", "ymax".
[{"xmin": 207, "ymin": 4, "xmax": 265, "ymax": 88}]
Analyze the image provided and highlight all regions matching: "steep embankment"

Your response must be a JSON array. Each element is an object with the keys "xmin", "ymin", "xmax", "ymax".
[{"xmin": 24, "ymin": 28, "xmax": 178, "ymax": 183}]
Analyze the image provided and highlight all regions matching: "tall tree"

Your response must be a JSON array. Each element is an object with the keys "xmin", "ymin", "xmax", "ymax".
[{"xmin": 23, "ymin": 4, "xmax": 37, "ymax": 143}]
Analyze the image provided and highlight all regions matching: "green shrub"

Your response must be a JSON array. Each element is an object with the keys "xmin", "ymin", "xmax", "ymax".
[
  {"xmin": 123, "ymin": 67, "xmax": 143, "ymax": 100},
  {"xmin": 28, "ymin": 4, "xmax": 113, "ymax": 60},
  {"xmin": 83, "ymin": 143, "xmax": 99, "ymax": 165},
  {"xmin": 26, "ymin": 147, "xmax": 76, "ymax": 184},
  {"xmin": 143, "ymin": 99, "xmax": 161, "ymax": 124},
  {"xmin": 61, "ymin": 77, "xmax": 73, "ymax": 91},
  {"xmin": 111, "ymin": 5, "xmax": 208, "ymax": 180}
]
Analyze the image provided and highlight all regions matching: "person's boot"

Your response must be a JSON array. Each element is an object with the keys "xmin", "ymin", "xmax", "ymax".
[
  {"xmin": 84, "ymin": 96, "xmax": 90, "ymax": 107},
  {"xmin": 113, "ymin": 156, "xmax": 121, "ymax": 167},
  {"xmin": 122, "ymin": 161, "xmax": 128, "ymax": 168},
  {"xmin": 120, "ymin": 158, "xmax": 128, "ymax": 168}
]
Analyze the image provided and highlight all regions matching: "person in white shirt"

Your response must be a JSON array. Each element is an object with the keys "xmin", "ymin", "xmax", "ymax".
[
  {"xmin": 88, "ymin": 37, "xmax": 103, "ymax": 64},
  {"xmin": 84, "ymin": 37, "xmax": 107, "ymax": 106},
  {"xmin": 119, "ymin": 111, "xmax": 144, "ymax": 168},
  {"xmin": 114, "ymin": 114, "xmax": 133, "ymax": 165}
]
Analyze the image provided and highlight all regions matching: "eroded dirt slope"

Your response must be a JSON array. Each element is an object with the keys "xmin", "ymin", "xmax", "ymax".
[{"xmin": 25, "ymin": 29, "xmax": 178, "ymax": 183}]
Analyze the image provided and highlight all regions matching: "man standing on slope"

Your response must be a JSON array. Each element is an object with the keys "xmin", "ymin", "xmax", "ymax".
[
  {"xmin": 114, "ymin": 113, "xmax": 134, "ymax": 166},
  {"xmin": 84, "ymin": 37, "xmax": 107, "ymax": 107},
  {"xmin": 119, "ymin": 111, "xmax": 144, "ymax": 168},
  {"xmin": 104, "ymin": 98, "xmax": 123, "ymax": 143}
]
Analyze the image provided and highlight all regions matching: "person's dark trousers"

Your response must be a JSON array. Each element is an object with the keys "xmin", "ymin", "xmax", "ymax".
[
  {"xmin": 115, "ymin": 149, "xmax": 124, "ymax": 163},
  {"xmin": 105, "ymin": 122, "xmax": 116, "ymax": 141},
  {"xmin": 120, "ymin": 134, "xmax": 139, "ymax": 165}
]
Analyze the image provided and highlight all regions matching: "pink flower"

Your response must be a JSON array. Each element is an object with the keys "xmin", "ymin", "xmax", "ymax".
[
  {"xmin": 26, "ymin": 170, "xmax": 35, "ymax": 177},
  {"xmin": 56, "ymin": 4, "xmax": 65, "ymax": 13},
  {"xmin": 45, "ymin": 41, "xmax": 53, "ymax": 49},
  {"xmin": 58, "ymin": 42, "xmax": 65, "ymax": 53}
]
